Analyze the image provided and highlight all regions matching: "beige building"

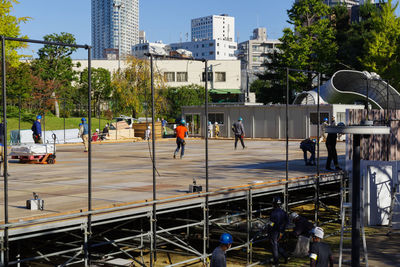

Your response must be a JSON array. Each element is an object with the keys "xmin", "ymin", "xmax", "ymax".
[{"xmin": 73, "ymin": 59, "xmax": 241, "ymax": 95}]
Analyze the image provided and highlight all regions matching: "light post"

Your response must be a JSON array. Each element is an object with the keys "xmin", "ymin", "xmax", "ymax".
[{"xmin": 113, "ymin": 1, "xmax": 123, "ymax": 70}]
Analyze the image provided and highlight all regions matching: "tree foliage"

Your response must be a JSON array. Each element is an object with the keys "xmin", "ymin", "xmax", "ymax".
[
  {"xmin": 0, "ymin": 0, "xmax": 30, "ymax": 67},
  {"xmin": 79, "ymin": 67, "xmax": 112, "ymax": 106},
  {"xmin": 112, "ymin": 56, "xmax": 166, "ymax": 118},
  {"xmin": 160, "ymin": 84, "xmax": 207, "ymax": 119}
]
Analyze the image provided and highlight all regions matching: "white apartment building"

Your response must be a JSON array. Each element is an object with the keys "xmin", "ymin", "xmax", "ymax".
[
  {"xmin": 324, "ymin": 0, "xmax": 374, "ymax": 7},
  {"xmin": 169, "ymin": 14, "xmax": 237, "ymax": 60},
  {"xmin": 191, "ymin": 14, "xmax": 235, "ymax": 42},
  {"xmin": 91, "ymin": 0, "xmax": 139, "ymax": 59},
  {"xmin": 237, "ymin": 28, "xmax": 281, "ymax": 98},
  {"xmin": 73, "ymin": 59, "xmax": 241, "ymax": 92}
]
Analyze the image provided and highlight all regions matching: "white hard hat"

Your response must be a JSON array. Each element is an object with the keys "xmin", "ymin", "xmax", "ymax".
[
  {"xmin": 311, "ymin": 227, "xmax": 324, "ymax": 239},
  {"xmin": 215, "ymin": 122, "xmax": 218, "ymax": 125},
  {"xmin": 147, "ymin": 126, "xmax": 151, "ymax": 129},
  {"xmin": 290, "ymin": 212, "xmax": 299, "ymax": 220},
  {"xmin": 96, "ymin": 129, "xmax": 99, "ymax": 132}
]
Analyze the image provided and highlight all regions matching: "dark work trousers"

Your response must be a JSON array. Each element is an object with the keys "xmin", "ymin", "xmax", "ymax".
[
  {"xmin": 174, "ymin": 138, "xmax": 185, "ymax": 157},
  {"xmin": 234, "ymin": 134, "xmax": 245, "ymax": 149},
  {"xmin": 302, "ymin": 145, "xmax": 315, "ymax": 164},
  {"xmin": 270, "ymin": 231, "xmax": 288, "ymax": 264},
  {"xmin": 325, "ymin": 140, "xmax": 338, "ymax": 168}
]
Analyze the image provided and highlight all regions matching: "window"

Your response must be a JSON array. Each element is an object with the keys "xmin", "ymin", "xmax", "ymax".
[
  {"xmin": 176, "ymin": 72, "xmax": 188, "ymax": 82},
  {"xmin": 229, "ymin": 45, "xmax": 236, "ymax": 49},
  {"xmin": 310, "ymin": 113, "xmax": 329, "ymax": 125},
  {"xmin": 208, "ymin": 113, "xmax": 224, "ymax": 125},
  {"xmin": 215, "ymin": 72, "xmax": 226, "ymax": 82},
  {"xmin": 209, "ymin": 43, "xmax": 214, "ymax": 47},
  {"xmin": 202, "ymin": 72, "xmax": 213, "ymax": 81},
  {"xmin": 164, "ymin": 72, "xmax": 175, "ymax": 82},
  {"xmin": 209, "ymin": 51, "xmax": 214, "ymax": 55}
]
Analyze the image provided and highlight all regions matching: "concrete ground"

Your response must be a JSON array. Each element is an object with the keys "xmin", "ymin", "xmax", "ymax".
[{"xmin": 1, "ymin": 138, "xmax": 345, "ymax": 222}]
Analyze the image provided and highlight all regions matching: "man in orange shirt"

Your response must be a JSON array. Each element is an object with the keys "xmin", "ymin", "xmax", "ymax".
[{"xmin": 174, "ymin": 119, "xmax": 188, "ymax": 159}]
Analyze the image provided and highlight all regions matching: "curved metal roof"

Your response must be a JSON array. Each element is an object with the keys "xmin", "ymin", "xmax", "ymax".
[{"xmin": 293, "ymin": 70, "xmax": 400, "ymax": 109}]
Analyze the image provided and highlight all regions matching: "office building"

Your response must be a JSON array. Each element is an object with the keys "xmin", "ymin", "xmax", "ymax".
[
  {"xmin": 91, "ymin": 0, "xmax": 139, "ymax": 59},
  {"xmin": 237, "ymin": 28, "xmax": 281, "ymax": 100},
  {"xmin": 170, "ymin": 14, "xmax": 237, "ymax": 60}
]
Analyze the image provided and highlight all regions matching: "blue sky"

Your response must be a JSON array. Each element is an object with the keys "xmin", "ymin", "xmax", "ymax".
[{"xmin": 11, "ymin": 0, "xmax": 399, "ymax": 59}]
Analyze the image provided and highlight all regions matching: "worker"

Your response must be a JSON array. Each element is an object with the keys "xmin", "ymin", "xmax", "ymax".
[
  {"xmin": 208, "ymin": 121, "xmax": 213, "ymax": 138},
  {"xmin": 290, "ymin": 212, "xmax": 314, "ymax": 257},
  {"xmin": 300, "ymin": 138, "xmax": 316, "ymax": 166},
  {"xmin": 173, "ymin": 119, "xmax": 188, "ymax": 159},
  {"xmin": 161, "ymin": 118, "xmax": 167, "ymax": 136},
  {"xmin": 269, "ymin": 196, "xmax": 289, "ymax": 266},
  {"xmin": 145, "ymin": 126, "xmax": 151, "ymax": 140},
  {"xmin": 101, "ymin": 123, "xmax": 109, "ymax": 140},
  {"xmin": 31, "ymin": 115, "xmax": 43, "ymax": 144},
  {"xmin": 325, "ymin": 116, "xmax": 341, "ymax": 171},
  {"xmin": 232, "ymin": 117, "xmax": 245, "ymax": 149},
  {"xmin": 309, "ymin": 227, "xmax": 333, "ymax": 267},
  {"xmin": 210, "ymin": 233, "xmax": 233, "ymax": 267},
  {"xmin": 214, "ymin": 122, "xmax": 220, "ymax": 138},
  {"xmin": 320, "ymin": 117, "xmax": 329, "ymax": 142},
  {"xmin": 78, "ymin": 118, "xmax": 89, "ymax": 152},
  {"xmin": 92, "ymin": 129, "xmax": 99, "ymax": 142}
]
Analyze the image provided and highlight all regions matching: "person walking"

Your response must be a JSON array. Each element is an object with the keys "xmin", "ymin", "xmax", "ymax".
[
  {"xmin": 300, "ymin": 138, "xmax": 316, "ymax": 166},
  {"xmin": 309, "ymin": 227, "xmax": 333, "ymax": 267},
  {"xmin": 290, "ymin": 212, "xmax": 314, "ymax": 257},
  {"xmin": 31, "ymin": 115, "xmax": 43, "ymax": 144},
  {"xmin": 145, "ymin": 126, "xmax": 151, "ymax": 140},
  {"xmin": 268, "ymin": 196, "xmax": 289, "ymax": 266},
  {"xmin": 78, "ymin": 118, "xmax": 89, "ymax": 152},
  {"xmin": 208, "ymin": 121, "xmax": 213, "ymax": 138},
  {"xmin": 173, "ymin": 119, "xmax": 188, "ymax": 159},
  {"xmin": 161, "ymin": 118, "xmax": 167, "ymax": 136},
  {"xmin": 232, "ymin": 117, "xmax": 245, "ymax": 149},
  {"xmin": 325, "ymin": 116, "xmax": 341, "ymax": 171},
  {"xmin": 210, "ymin": 233, "xmax": 233, "ymax": 267},
  {"xmin": 214, "ymin": 122, "xmax": 220, "ymax": 138}
]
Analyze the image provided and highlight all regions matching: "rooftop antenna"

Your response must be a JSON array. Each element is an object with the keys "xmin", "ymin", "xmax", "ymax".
[
  {"xmin": 185, "ymin": 32, "xmax": 189, "ymax": 42},
  {"xmin": 237, "ymin": 31, "xmax": 240, "ymax": 44},
  {"xmin": 257, "ymin": 15, "xmax": 259, "ymax": 28}
]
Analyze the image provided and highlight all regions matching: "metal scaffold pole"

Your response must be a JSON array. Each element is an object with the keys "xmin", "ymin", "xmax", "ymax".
[
  {"xmin": 1, "ymin": 35, "xmax": 9, "ymax": 266},
  {"xmin": 285, "ymin": 67, "xmax": 289, "ymax": 212},
  {"xmin": 316, "ymin": 72, "xmax": 321, "ymax": 224},
  {"xmin": 204, "ymin": 59, "xmax": 210, "ymax": 249}
]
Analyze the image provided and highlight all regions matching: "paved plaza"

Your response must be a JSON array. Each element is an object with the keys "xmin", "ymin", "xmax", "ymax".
[{"xmin": 1, "ymin": 139, "xmax": 345, "ymax": 222}]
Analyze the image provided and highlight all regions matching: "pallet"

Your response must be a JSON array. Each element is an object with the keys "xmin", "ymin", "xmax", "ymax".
[{"xmin": 11, "ymin": 153, "xmax": 56, "ymax": 164}]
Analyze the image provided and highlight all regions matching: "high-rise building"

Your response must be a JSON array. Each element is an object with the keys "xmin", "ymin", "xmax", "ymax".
[
  {"xmin": 170, "ymin": 14, "xmax": 237, "ymax": 60},
  {"xmin": 91, "ymin": 0, "xmax": 139, "ymax": 59}
]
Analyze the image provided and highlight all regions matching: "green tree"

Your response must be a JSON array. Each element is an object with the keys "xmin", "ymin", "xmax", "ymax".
[
  {"xmin": 79, "ymin": 67, "xmax": 112, "ymax": 113},
  {"xmin": 0, "ymin": 0, "xmax": 30, "ymax": 67},
  {"xmin": 112, "ymin": 56, "xmax": 165, "ymax": 118},
  {"xmin": 31, "ymin": 32, "xmax": 79, "ymax": 117},
  {"xmin": 160, "ymin": 84, "xmax": 207, "ymax": 119},
  {"xmin": 6, "ymin": 62, "xmax": 33, "ymax": 100},
  {"xmin": 359, "ymin": 0, "xmax": 400, "ymax": 89}
]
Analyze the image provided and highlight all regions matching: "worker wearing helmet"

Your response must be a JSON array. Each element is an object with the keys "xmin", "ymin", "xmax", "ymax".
[
  {"xmin": 214, "ymin": 122, "xmax": 220, "ymax": 138},
  {"xmin": 173, "ymin": 119, "xmax": 188, "ymax": 159},
  {"xmin": 309, "ymin": 227, "xmax": 333, "ymax": 267},
  {"xmin": 31, "ymin": 115, "xmax": 43, "ymax": 144},
  {"xmin": 78, "ymin": 118, "xmax": 89, "ymax": 152},
  {"xmin": 269, "ymin": 196, "xmax": 289, "ymax": 266},
  {"xmin": 320, "ymin": 117, "xmax": 329, "ymax": 142},
  {"xmin": 290, "ymin": 212, "xmax": 313, "ymax": 257},
  {"xmin": 232, "ymin": 117, "xmax": 245, "ymax": 149},
  {"xmin": 211, "ymin": 233, "xmax": 233, "ymax": 267}
]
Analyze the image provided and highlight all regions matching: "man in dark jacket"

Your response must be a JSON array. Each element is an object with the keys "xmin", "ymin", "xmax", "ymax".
[
  {"xmin": 232, "ymin": 117, "xmax": 245, "ymax": 150},
  {"xmin": 309, "ymin": 227, "xmax": 333, "ymax": 267},
  {"xmin": 31, "ymin": 115, "xmax": 43, "ymax": 144},
  {"xmin": 211, "ymin": 233, "xmax": 233, "ymax": 267},
  {"xmin": 325, "ymin": 116, "xmax": 341, "ymax": 171},
  {"xmin": 290, "ymin": 212, "xmax": 314, "ymax": 257},
  {"xmin": 269, "ymin": 196, "xmax": 289, "ymax": 266},
  {"xmin": 300, "ymin": 138, "xmax": 316, "ymax": 166}
]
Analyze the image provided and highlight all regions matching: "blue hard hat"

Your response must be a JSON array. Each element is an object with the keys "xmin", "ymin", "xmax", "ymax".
[
  {"xmin": 220, "ymin": 233, "xmax": 233, "ymax": 244},
  {"xmin": 238, "ymin": 117, "xmax": 243, "ymax": 121},
  {"xmin": 36, "ymin": 115, "xmax": 42, "ymax": 120},
  {"xmin": 81, "ymin": 117, "xmax": 86, "ymax": 122},
  {"xmin": 181, "ymin": 119, "xmax": 186, "ymax": 125},
  {"xmin": 272, "ymin": 196, "xmax": 282, "ymax": 205},
  {"xmin": 323, "ymin": 118, "xmax": 328, "ymax": 122}
]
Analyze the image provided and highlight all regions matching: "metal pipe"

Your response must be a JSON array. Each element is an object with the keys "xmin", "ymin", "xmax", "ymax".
[
  {"xmin": 18, "ymin": 95, "xmax": 21, "ymax": 144},
  {"xmin": 43, "ymin": 112, "xmax": 46, "ymax": 143},
  {"xmin": 150, "ymin": 54, "xmax": 157, "ymax": 263},
  {"xmin": 1, "ymin": 35, "xmax": 9, "ymax": 266},
  {"xmin": 1, "ymin": 36, "xmax": 88, "ymax": 48},
  {"xmin": 63, "ymin": 100, "xmax": 66, "ymax": 143},
  {"xmin": 316, "ymin": 72, "xmax": 321, "ymax": 224},
  {"xmin": 352, "ymin": 134, "xmax": 361, "ymax": 267},
  {"xmin": 285, "ymin": 67, "xmax": 289, "ymax": 212},
  {"xmin": 86, "ymin": 47, "xmax": 92, "ymax": 266},
  {"xmin": 204, "ymin": 59, "xmax": 209, "ymax": 248}
]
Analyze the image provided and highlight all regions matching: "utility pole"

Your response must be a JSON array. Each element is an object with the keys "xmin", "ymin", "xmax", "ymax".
[{"xmin": 113, "ymin": 1, "xmax": 123, "ymax": 70}]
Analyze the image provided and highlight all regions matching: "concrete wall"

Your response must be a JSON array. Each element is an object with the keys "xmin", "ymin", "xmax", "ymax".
[{"xmin": 182, "ymin": 104, "xmax": 364, "ymax": 139}]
